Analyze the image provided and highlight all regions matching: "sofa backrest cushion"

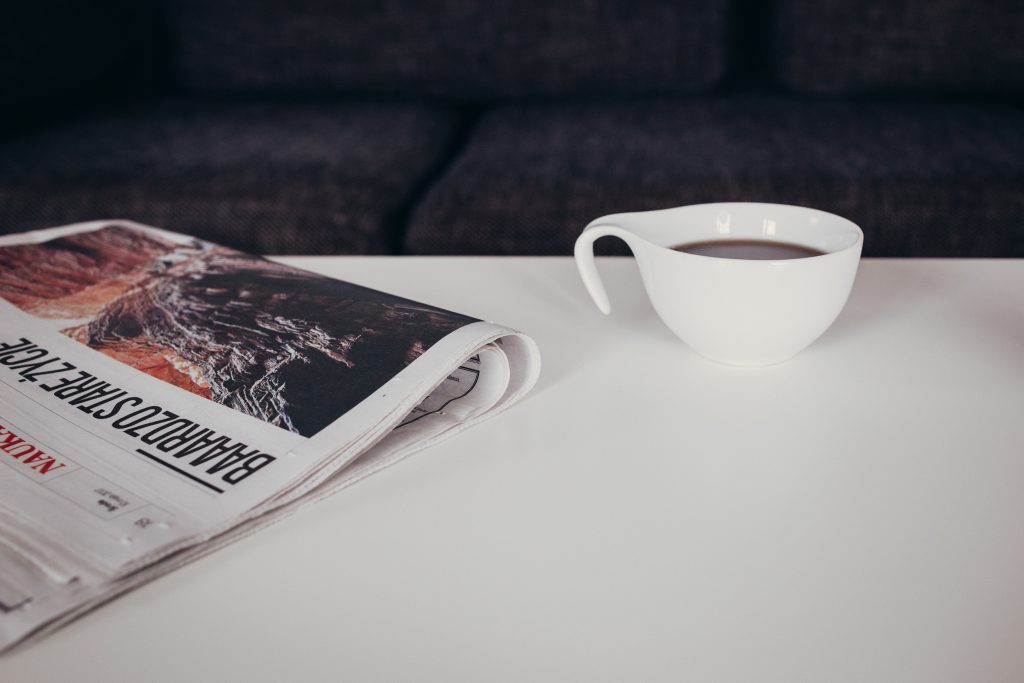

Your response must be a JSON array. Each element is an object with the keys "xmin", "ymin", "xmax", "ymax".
[
  {"xmin": 165, "ymin": 0, "xmax": 730, "ymax": 99},
  {"xmin": 1, "ymin": 1, "xmax": 157, "ymax": 122},
  {"xmin": 773, "ymin": 0, "xmax": 1024, "ymax": 95}
]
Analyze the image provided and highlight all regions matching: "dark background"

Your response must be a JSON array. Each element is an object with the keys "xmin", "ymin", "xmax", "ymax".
[{"xmin": 1, "ymin": 0, "xmax": 1021, "ymax": 256}]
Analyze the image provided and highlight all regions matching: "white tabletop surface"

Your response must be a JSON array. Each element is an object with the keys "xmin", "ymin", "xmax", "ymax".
[{"xmin": 4, "ymin": 257, "xmax": 1023, "ymax": 682}]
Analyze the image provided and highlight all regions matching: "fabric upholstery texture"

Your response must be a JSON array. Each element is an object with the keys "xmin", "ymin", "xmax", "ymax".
[
  {"xmin": 1, "ymin": 4, "xmax": 1021, "ymax": 257},
  {"xmin": 405, "ymin": 97, "xmax": 1024, "ymax": 257},
  {"xmin": 0, "ymin": 1, "xmax": 156, "ymax": 121},
  {"xmin": 773, "ymin": 0, "xmax": 1024, "ymax": 95},
  {"xmin": 0, "ymin": 99, "xmax": 460, "ymax": 254},
  {"xmin": 166, "ymin": 0, "xmax": 730, "ymax": 99}
]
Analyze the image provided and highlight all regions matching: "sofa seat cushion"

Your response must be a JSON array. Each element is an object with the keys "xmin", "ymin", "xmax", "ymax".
[
  {"xmin": 405, "ymin": 97, "xmax": 1024, "ymax": 257},
  {"xmin": 0, "ymin": 99, "xmax": 460, "ymax": 254}
]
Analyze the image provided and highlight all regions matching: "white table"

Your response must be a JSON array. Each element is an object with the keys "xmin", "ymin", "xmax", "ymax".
[{"xmin": 5, "ymin": 258, "xmax": 1023, "ymax": 682}]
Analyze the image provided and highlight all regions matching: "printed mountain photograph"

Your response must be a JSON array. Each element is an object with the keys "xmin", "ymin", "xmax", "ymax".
[{"xmin": 0, "ymin": 225, "xmax": 475, "ymax": 437}]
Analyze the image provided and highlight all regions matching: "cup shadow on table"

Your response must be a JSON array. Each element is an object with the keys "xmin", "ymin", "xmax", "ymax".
[
  {"xmin": 820, "ymin": 262, "xmax": 1024, "ymax": 377},
  {"xmin": 520, "ymin": 260, "xmax": 990, "ymax": 382},
  {"xmin": 812, "ymin": 261, "xmax": 954, "ymax": 350}
]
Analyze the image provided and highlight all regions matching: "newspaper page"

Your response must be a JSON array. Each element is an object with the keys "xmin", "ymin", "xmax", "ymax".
[{"xmin": 0, "ymin": 221, "xmax": 540, "ymax": 653}]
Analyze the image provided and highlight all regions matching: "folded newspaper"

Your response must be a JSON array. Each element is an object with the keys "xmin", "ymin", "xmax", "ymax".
[{"xmin": 0, "ymin": 221, "xmax": 540, "ymax": 653}]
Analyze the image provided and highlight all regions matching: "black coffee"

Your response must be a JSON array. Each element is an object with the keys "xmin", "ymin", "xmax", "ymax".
[{"xmin": 671, "ymin": 239, "xmax": 826, "ymax": 260}]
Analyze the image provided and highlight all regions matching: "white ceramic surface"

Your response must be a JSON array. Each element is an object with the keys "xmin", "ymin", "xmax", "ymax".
[
  {"xmin": 575, "ymin": 203, "xmax": 863, "ymax": 365},
  {"xmin": 6, "ymin": 258, "xmax": 1024, "ymax": 683}
]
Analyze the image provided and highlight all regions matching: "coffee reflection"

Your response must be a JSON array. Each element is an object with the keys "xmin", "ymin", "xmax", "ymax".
[{"xmin": 671, "ymin": 239, "xmax": 825, "ymax": 260}]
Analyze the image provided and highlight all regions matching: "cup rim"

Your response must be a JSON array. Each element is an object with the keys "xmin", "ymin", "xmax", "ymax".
[
  {"xmin": 589, "ymin": 202, "xmax": 864, "ymax": 263},
  {"xmin": 675, "ymin": 202, "xmax": 860, "ymax": 262}
]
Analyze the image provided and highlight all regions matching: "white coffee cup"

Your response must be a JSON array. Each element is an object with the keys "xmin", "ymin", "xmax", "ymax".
[{"xmin": 574, "ymin": 202, "xmax": 863, "ymax": 366}]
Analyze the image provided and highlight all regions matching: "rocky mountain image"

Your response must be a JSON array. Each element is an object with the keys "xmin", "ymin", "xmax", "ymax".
[{"xmin": 0, "ymin": 225, "xmax": 475, "ymax": 437}]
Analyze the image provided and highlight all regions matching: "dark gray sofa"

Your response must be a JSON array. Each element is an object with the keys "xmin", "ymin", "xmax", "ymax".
[{"xmin": 2, "ymin": 0, "xmax": 1021, "ymax": 257}]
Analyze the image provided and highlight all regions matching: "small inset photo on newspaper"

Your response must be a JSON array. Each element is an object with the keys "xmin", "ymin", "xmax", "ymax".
[
  {"xmin": 0, "ymin": 220, "xmax": 539, "ymax": 655},
  {"xmin": 0, "ymin": 225, "xmax": 476, "ymax": 438}
]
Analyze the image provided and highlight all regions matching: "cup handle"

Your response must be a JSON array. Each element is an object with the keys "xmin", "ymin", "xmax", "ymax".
[{"xmin": 573, "ymin": 223, "xmax": 645, "ymax": 315}]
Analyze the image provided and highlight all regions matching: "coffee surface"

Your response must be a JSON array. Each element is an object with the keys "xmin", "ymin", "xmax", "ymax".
[{"xmin": 671, "ymin": 239, "xmax": 825, "ymax": 260}]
